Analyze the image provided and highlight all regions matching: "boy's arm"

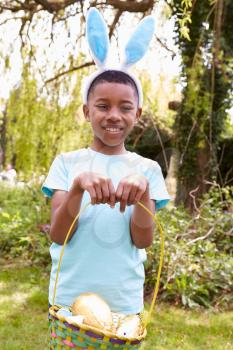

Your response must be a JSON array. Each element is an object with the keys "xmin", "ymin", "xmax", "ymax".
[
  {"xmin": 50, "ymin": 182, "xmax": 84, "ymax": 245},
  {"xmin": 115, "ymin": 175, "xmax": 155, "ymax": 249},
  {"xmin": 130, "ymin": 186, "xmax": 155, "ymax": 249}
]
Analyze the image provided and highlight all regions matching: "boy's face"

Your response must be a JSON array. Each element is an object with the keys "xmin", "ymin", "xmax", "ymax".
[{"xmin": 83, "ymin": 82, "xmax": 142, "ymax": 154}]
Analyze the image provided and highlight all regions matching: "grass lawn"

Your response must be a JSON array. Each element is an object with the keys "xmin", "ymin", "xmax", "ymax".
[{"xmin": 0, "ymin": 263, "xmax": 232, "ymax": 350}]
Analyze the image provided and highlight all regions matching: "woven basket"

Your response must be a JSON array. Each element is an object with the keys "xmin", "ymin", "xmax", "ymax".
[
  {"xmin": 49, "ymin": 306, "xmax": 146, "ymax": 349},
  {"xmin": 48, "ymin": 202, "xmax": 165, "ymax": 350}
]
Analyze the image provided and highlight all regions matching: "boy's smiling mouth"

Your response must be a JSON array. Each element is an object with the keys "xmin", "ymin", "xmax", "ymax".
[{"xmin": 103, "ymin": 126, "xmax": 124, "ymax": 133}]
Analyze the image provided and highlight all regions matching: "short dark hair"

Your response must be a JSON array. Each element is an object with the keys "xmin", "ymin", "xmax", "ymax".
[{"xmin": 87, "ymin": 70, "xmax": 139, "ymax": 102}]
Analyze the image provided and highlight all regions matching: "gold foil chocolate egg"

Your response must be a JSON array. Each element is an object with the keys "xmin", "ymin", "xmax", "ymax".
[{"xmin": 71, "ymin": 293, "xmax": 113, "ymax": 331}]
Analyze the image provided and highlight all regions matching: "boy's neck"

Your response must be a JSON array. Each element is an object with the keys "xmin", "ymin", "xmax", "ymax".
[{"xmin": 89, "ymin": 143, "xmax": 128, "ymax": 155}]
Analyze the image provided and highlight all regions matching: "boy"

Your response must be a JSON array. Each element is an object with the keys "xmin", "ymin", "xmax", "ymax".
[{"xmin": 42, "ymin": 70, "xmax": 170, "ymax": 315}]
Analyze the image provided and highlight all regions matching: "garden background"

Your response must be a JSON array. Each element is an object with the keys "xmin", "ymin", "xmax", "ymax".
[{"xmin": 0, "ymin": 1, "xmax": 232, "ymax": 349}]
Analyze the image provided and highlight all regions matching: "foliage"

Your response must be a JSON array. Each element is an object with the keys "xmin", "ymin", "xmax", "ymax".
[
  {"xmin": 4, "ymin": 64, "xmax": 92, "ymax": 178},
  {"xmin": 0, "ymin": 183, "xmax": 51, "ymax": 266},
  {"xmin": 218, "ymin": 137, "xmax": 233, "ymax": 186},
  {"xmin": 173, "ymin": 0, "xmax": 193, "ymax": 40},
  {"xmin": 171, "ymin": 0, "xmax": 233, "ymax": 207},
  {"xmin": 146, "ymin": 185, "xmax": 233, "ymax": 309},
  {"xmin": 126, "ymin": 73, "xmax": 173, "ymax": 177},
  {"xmin": 218, "ymin": 115, "xmax": 233, "ymax": 186}
]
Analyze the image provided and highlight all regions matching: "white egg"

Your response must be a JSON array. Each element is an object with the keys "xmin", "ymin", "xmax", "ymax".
[{"xmin": 116, "ymin": 315, "xmax": 141, "ymax": 338}]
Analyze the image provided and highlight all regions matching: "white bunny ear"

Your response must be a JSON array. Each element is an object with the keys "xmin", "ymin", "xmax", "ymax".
[
  {"xmin": 122, "ymin": 16, "xmax": 155, "ymax": 68},
  {"xmin": 86, "ymin": 7, "xmax": 110, "ymax": 68}
]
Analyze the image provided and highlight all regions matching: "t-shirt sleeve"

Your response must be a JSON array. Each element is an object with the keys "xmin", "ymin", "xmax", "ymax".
[
  {"xmin": 144, "ymin": 161, "xmax": 170, "ymax": 209},
  {"xmin": 41, "ymin": 154, "xmax": 68, "ymax": 198}
]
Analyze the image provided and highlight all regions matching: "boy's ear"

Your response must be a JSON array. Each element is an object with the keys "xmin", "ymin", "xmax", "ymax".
[
  {"xmin": 83, "ymin": 105, "xmax": 90, "ymax": 121},
  {"xmin": 135, "ymin": 107, "xmax": 142, "ymax": 122}
]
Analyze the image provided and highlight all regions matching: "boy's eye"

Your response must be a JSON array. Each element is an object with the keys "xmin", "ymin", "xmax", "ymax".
[
  {"xmin": 96, "ymin": 104, "xmax": 108, "ymax": 110},
  {"xmin": 121, "ymin": 105, "xmax": 133, "ymax": 112}
]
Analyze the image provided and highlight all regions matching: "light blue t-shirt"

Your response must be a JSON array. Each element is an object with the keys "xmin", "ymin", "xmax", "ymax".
[{"xmin": 42, "ymin": 147, "xmax": 170, "ymax": 314}]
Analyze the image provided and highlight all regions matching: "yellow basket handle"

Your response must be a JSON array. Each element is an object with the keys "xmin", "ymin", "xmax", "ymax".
[{"xmin": 52, "ymin": 201, "xmax": 165, "ymax": 328}]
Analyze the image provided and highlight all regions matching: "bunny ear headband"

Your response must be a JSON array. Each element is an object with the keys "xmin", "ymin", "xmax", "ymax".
[{"xmin": 82, "ymin": 7, "xmax": 155, "ymax": 108}]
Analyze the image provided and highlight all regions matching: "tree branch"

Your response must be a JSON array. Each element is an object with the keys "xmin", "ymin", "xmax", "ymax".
[
  {"xmin": 155, "ymin": 35, "xmax": 176, "ymax": 58},
  {"xmin": 109, "ymin": 9, "xmax": 122, "ymax": 38},
  {"xmin": 179, "ymin": 120, "xmax": 198, "ymax": 166},
  {"xmin": 146, "ymin": 97, "xmax": 169, "ymax": 173},
  {"xmin": 0, "ymin": 0, "xmax": 38, "ymax": 13},
  {"xmin": 224, "ymin": 167, "xmax": 233, "ymax": 186},
  {"xmin": 45, "ymin": 61, "xmax": 94, "ymax": 84},
  {"xmin": 187, "ymin": 226, "xmax": 215, "ymax": 245},
  {"xmin": 189, "ymin": 185, "xmax": 200, "ymax": 216},
  {"xmin": 90, "ymin": 0, "xmax": 156, "ymax": 13},
  {"xmin": 34, "ymin": 0, "xmax": 77, "ymax": 13},
  {"xmin": 107, "ymin": 0, "xmax": 155, "ymax": 12},
  {"xmin": 0, "ymin": 16, "xmax": 23, "ymax": 26}
]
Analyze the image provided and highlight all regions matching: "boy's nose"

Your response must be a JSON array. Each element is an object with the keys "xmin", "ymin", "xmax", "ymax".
[{"xmin": 107, "ymin": 107, "xmax": 121, "ymax": 121}]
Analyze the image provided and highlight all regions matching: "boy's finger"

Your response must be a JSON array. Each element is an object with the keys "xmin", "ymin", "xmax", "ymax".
[
  {"xmin": 101, "ymin": 181, "xmax": 110, "ymax": 204},
  {"xmin": 108, "ymin": 180, "xmax": 116, "ymax": 208},
  {"xmin": 94, "ymin": 184, "xmax": 102, "ymax": 204},
  {"xmin": 115, "ymin": 182, "xmax": 123, "ymax": 202},
  {"xmin": 120, "ymin": 185, "xmax": 130, "ymax": 212},
  {"xmin": 120, "ymin": 200, "xmax": 127, "ymax": 212},
  {"xmin": 128, "ymin": 186, "xmax": 138, "ymax": 205},
  {"xmin": 134, "ymin": 188, "xmax": 144, "ymax": 203},
  {"xmin": 88, "ymin": 187, "xmax": 97, "ymax": 205}
]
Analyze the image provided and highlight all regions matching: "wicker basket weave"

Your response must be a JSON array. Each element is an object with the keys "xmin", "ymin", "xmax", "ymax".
[
  {"xmin": 48, "ymin": 202, "xmax": 165, "ymax": 350},
  {"xmin": 49, "ymin": 306, "xmax": 146, "ymax": 349}
]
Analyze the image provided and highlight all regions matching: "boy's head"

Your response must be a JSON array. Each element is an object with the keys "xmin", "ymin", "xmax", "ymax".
[
  {"xmin": 81, "ymin": 8, "xmax": 154, "ymax": 153},
  {"xmin": 87, "ymin": 70, "xmax": 139, "ymax": 105},
  {"xmin": 83, "ymin": 70, "xmax": 142, "ymax": 153}
]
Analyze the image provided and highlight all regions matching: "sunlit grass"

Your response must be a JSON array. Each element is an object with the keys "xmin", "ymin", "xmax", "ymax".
[
  {"xmin": 0, "ymin": 264, "xmax": 232, "ymax": 350},
  {"xmin": 0, "ymin": 263, "xmax": 49, "ymax": 350},
  {"xmin": 143, "ymin": 304, "xmax": 233, "ymax": 350}
]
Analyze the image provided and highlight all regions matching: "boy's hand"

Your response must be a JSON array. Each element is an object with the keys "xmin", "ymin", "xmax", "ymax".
[
  {"xmin": 74, "ymin": 172, "xmax": 115, "ymax": 207},
  {"xmin": 115, "ymin": 174, "xmax": 149, "ymax": 212}
]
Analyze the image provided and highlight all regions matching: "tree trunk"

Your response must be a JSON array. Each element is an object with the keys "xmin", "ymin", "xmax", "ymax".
[{"xmin": 0, "ymin": 107, "xmax": 7, "ymax": 169}]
